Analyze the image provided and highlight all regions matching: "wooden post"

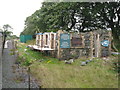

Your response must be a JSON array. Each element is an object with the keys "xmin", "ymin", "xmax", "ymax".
[
  {"xmin": 98, "ymin": 34, "xmax": 101, "ymax": 57},
  {"xmin": 108, "ymin": 31, "xmax": 112, "ymax": 56},
  {"xmin": 95, "ymin": 33, "xmax": 101, "ymax": 57},
  {"xmin": 57, "ymin": 30, "xmax": 64, "ymax": 59},
  {"xmin": 93, "ymin": 31, "xmax": 101, "ymax": 57},
  {"xmin": 90, "ymin": 32, "xmax": 93, "ymax": 58}
]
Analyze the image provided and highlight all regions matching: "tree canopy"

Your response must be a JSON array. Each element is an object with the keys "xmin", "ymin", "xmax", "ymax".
[
  {"xmin": 21, "ymin": 1, "xmax": 120, "ymax": 40},
  {"xmin": 0, "ymin": 24, "xmax": 13, "ymax": 51},
  {"xmin": 0, "ymin": 24, "xmax": 13, "ymax": 37}
]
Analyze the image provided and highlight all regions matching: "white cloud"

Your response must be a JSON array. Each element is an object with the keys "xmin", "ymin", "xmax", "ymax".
[{"xmin": 0, "ymin": 0, "xmax": 43, "ymax": 36}]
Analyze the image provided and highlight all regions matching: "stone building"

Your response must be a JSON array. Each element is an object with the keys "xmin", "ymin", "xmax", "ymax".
[{"xmin": 35, "ymin": 30, "xmax": 111, "ymax": 60}]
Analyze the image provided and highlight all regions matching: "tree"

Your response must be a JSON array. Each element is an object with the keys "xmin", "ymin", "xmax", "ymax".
[
  {"xmin": 90, "ymin": 2, "xmax": 120, "ymax": 40},
  {"xmin": 7, "ymin": 35, "xmax": 18, "ymax": 40},
  {"xmin": 22, "ymin": 1, "xmax": 120, "ymax": 41},
  {"xmin": 0, "ymin": 24, "xmax": 13, "ymax": 53}
]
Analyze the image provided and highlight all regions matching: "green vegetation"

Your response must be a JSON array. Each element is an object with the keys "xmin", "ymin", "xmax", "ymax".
[
  {"xmin": 21, "ymin": 2, "xmax": 120, "ymax": 41},
  {"xmin": 111, "ymin": 39, "xmax": 120, "ymax": 76},
  {"xmin": 7, "ymin": 35, "xmax": 19, "ymax": 40},
  {"xmin": 0, "ymin": 24, "xmax": 13, "ymax": 53},
  {"xmin": 17, "ymin": 41, "xmax": 118, "ymax": 88},
  {"xmin": 114, "ymin": 40, "xmax": 120, "ymax": 52},
  {"xmin": 30, "ymin": 58, "xmax": 118, "ymax": 88},
  {"xmin": 17, "ymin": 42, "xmax": 59, "ymax": 66},
  {"xmin": 26, "ymin": 39, "xmax": 36, "ymax": 45},
  {"xmin": 18, "ymin": 1, "xmax": 120, "ymax": 87}
]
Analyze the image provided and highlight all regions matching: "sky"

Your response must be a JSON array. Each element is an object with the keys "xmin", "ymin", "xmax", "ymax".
[{"xmin": 0, "ymin": 0, "xmax": 43, "ymax": 36}]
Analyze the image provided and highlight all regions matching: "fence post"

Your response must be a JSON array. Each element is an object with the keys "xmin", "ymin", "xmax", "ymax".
[
  {"xmin": 57, "ymin": 30, "xmax": 64, "ymax": 59},
  {"xmin": 90, "ymin": 32, "xmax": 93, "ymax": 58}
]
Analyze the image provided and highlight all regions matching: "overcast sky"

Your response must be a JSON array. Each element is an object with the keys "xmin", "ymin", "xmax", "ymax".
[{"xmin": 0, "ymin": 0, "xmax": 43, "ymax": 36}]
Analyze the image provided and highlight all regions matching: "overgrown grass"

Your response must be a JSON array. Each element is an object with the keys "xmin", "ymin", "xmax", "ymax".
[
  {"xmin": 17, "ymin": 41, "xmax": 118, "ymax": 88},
  {"xmin": 17, "ymin": 42, "xmax": 60, "ymax": 66},
  {"xmin": 30, "ymin": 58, "xmax": 118, "ymax": 88},
  {"xmin": 26, "ymin": 39, "xmax": 36, "ymax": 45}
]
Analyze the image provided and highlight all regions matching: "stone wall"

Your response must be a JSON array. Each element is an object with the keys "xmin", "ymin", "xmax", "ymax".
[
  {"xmin": 60, "ymin": 48, "xmax": 90, "ymax": 60},
  {"xmin": 55, "ymin": 30, "xmax": 111, "ymax": 60},
  {"xmin": 56, "ymin": 31, "xmax": 93, "ymax": 60}
]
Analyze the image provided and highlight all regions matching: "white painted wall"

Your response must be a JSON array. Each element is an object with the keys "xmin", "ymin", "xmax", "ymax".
[{"xmin": 36, "ymin": 32, "xmax": 56, "ymax": 50}]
